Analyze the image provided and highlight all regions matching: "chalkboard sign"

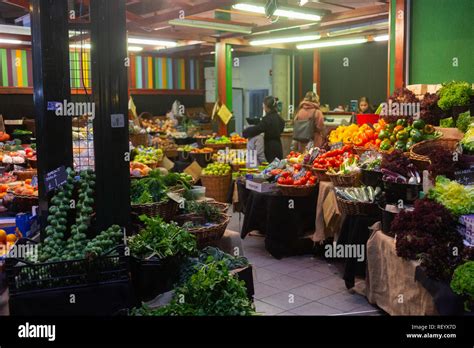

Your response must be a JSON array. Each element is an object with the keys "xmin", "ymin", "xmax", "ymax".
[
  {"xmin": 45, "ymin": 166, "xmax": 68, "ymax": 193},
  {"xmin": 454, "ymin": 168, "xmax": 474, "ymax": 186},
  {"xmin": 330, "ymin": 142, "xmax": 344, "ymax": 150}
]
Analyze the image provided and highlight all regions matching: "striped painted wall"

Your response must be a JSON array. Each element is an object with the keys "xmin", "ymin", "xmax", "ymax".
[
  {"xmin": 0, "ymin": 48, "xmax": 33, "ymax": 87},
  {"xmin": 0, "ymin": 48, "xmax": 203, "ymax": 92},
  {"xmin": 130, "ymin": 55, "xmax": 202, "ymax": 90}
]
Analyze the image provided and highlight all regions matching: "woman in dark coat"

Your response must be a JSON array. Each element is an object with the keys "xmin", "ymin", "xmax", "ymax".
[{"xmin": 243, "ymin": 96, "xmax": 285, "ymax": 162}]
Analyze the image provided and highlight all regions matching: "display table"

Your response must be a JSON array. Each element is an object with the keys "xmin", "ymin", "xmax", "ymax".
[
  {"xmin": 312, "ymin": 181, "xmax": 345, "ymax": 243},
  {"xmin": 363, "ymin": 230, "xmax": 438, "ymax": 315},
  {"xmin": 238, "ymin": 180, "xmax": 317, "ymax": 259}
]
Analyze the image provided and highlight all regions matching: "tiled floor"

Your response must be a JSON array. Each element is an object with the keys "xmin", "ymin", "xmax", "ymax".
[{"xmin": 228, "ymin": 211, "xmax": 384, "ymax": 316}]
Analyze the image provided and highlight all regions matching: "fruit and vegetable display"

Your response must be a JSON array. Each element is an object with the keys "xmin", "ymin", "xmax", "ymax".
[
  {"xmin": 450, "ymin": 261, "xmax": 474, "ymax": 311},
  {"xmin": 11, "ymin": 181, "xmax": 38, "ymax": 197},
  {"xmin": 177, "ymin": 144, "xmax": 197, "ymax": 152},
  {"xmin": 131, "ymin": 170, "xmax": 192, "ymax": 205},
  {"xmin": 151, "ymin": 137, "xmax": 178, "ymax": 152},
  {"xmin": 359, "ymin": 151, "xmax": 382, "ymax": 171},
  {"xmin": 381, "ymin": 151, "xmax": 420, "ymax": 184},
  {"xmin": 132, "ymin": 260, "xmax": 254, "ymax": 316},
  {"xmin": 0, "ymin": 131, "xmax": 11, "ymax": 142},
  {"xmin": 439, "ymin": 111, "xmax": 473, "ymax": 133},
  {"xmin": 420, "ymin": 93, "xmax": 444, "ymax": 126},
  {"xmin": 335, "ymin": 186, "xmax": 381, "ymax": 203},
  {"xmin": 190, "ymin": 147, "xmax": 213, "ymax": 154},
  {"xmin": 230, "ymin": 134, "xmax": 247, "ymax": 144},
  {"xmin": 178, "ymin": 201, "xmax": 223, "ymax": 230},
  {"xmin": 202, "ymin": 163, "xmax": 231, "ymax": 176},
  {"xmin": 128, "ymin": 215, "xmax": 196, "ymax": 260},
  {"xmin": 286, "ymin": 151, "xmax": 305, "ymax": 164},
  {"xmin": 132, "ymin": 146, "xmax": 164, "ymax": 166},
  {"xmin": 312, "ymin": 145, "xmax": 354, "ymax": 171},
  {"xmin": 0, "ymin": 229, "xmax": 20, "ymax": 257},
  {"xmin": 141, "ymin": 118, "xmax": 177, "ymax": 134},
  {"xmin": 0, "ymin": 173, "xmax": 17, "ymax": 184},
  {"xmin": 328, "ymin": 156, "xmax": 360, "ymax": 175},
  {"xmin": 171, "ymin": 131, "xmax": 188, "ymax": 139},
  {"xmin": 276, "ymin": 164, "xmax": 317, "ymax": 186},
  {"xmin": 437, "ymin": 81, "xmax": 473, "ymax": 112},
  {"xmin": 130, "ymin": 161, "xmax": 152, "ymax": 178},
  {"xmin": 428, "ymin": 176, "xmax": 474, "ymax": 217},
  {"xmin": 214, "ymin": 149, "xmax": 247, "ymax": 166},
  {"xmin": 383, "ymin": 87, "xmax": 419, "ymax": 123},
  {"xmin": 206, "ymin": 136, "xmax": 231, "ymax": 145}
]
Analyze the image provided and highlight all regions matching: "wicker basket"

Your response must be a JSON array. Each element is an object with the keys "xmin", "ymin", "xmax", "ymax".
[
  {"xmin": 336, "ymin": 196, "xmax": 379, "ymax": 216},
  {"xmin": 27, "ymin": 158, "xmax": 37, "ymax": 169},
  {"xmin": 205, "ymin": 143, "xmax": 230, "ymax": 152},
  {"xmin": 200, "ymin": 174, "xmax": 232, "ymax": 203},
  {"xmin": 409, "ymin": 138, "xmax": 460, "ymax": 171},
  {"xmin": 311, "ymin": 167, "xmax": 330, "ymax": 181},
  {"xmin": 231, "ymin": 163, "xmax": 246, "ymax": 172},
  {"xmin": 277, "ymin": 184, "xmax": 317, "ymax": 197},
  {"xmin": 13, "ymin": 170, "xmax": 37, "ymax": 181},
  {"xmin": 207, "ymin": 201, "xmax": 231, "ymax": 213},
  {"xmin": 131, "ymin": 200, "xmax": 179, "ymax": 221},
  {"xmin": 130, "ymin": 133, "xmax": 149, "ymax": 147},
  {"xmin": 185, "ymin": 213, "xmax": 230, "ymax": 249},
  {"xmin": 327, "ymin": 172, "xmax": 361, "ymax": 187},
  {"xmin": 231, "ymin": 142, "xmax": 247, "ymax": 150}
]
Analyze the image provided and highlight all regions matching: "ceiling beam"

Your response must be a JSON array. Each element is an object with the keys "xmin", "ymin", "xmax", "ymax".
[{"xmin": 322, "ymin": 4, "xmax": 388, "ymax": 22}]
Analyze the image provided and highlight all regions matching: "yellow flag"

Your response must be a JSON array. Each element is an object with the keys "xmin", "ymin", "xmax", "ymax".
[
  {"xmin": 129, "ymin": 96, "xmax": 138, "ymax": 119},
  {"xmin": 217, "ymin": 104, "xmax": 233, "ymax": 125}
]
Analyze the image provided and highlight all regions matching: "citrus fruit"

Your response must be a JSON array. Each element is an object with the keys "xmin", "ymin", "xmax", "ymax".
[
  {"xmin": 6, "ymin": 234, "xmax": 17, "ymax": 244},
  {"xmin": 0, "ymin": 229, "xmax": 6, "ymax": 244}
]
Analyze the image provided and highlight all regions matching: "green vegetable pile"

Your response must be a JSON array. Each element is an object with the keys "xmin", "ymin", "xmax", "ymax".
[
  {"xmin": 128, "ymin": 215, "xmax": 196, "ymax": 260},
  {"xmin": 438, "ymin": 81, "xmax": 473, "ymax": 111},
  {"xmin": 179, "ymin": 246, "xmax": 249, "ymax": 284},
  {"xmin": 182, "ymin": 201, "xmax": 221, "ymax": 223},
  {"xmin": 439, "ymin": 117, "xmax": 455, "ymax": 128},
  {"xmin": 456, "ymin": 111, "xmax": 473, "ymax": 133},
  {"xmin": 131, "ymin": 170, "xmax": 192, "ymax": 205},
  {"xmin": 461, "ymin": 124, "xmax": 474, "ymax": 154},
  {"xmin": 428, "ymin": 176, "xmax": 474, "ymax": 217},
  {"xmin": 450, "ymin": 261, "xmax": 474, "ymax": 311},
  {"xmin": 132, "ymin": 261, "xmax": 255, "ymax": 316},
  {"xmin": 38, "ymin": 168, "xmax": 123, "ymax": 262}
]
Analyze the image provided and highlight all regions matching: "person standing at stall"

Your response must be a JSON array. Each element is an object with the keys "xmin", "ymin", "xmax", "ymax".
[
  {"xmin": 243, "ymin": 96, "xmax": 285, "ymax": 162},
  {"xmin": 358, "ymin": 96, "xmax": 374, "ymax": 114},
  {"xmin": 293, "ymin": 91, "xmax": 325, "ymax": 152}
]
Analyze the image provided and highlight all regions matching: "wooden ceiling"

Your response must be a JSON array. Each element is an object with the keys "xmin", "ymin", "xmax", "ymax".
[{"xmin": 0, "ymin": 0, "xmax": 389, "ymax": 57}]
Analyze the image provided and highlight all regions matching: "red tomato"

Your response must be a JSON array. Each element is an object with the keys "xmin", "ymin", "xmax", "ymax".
[
  {"xmin": 282, "ymin": 172, "xmax": 290, "ymax": 178},
  {"xmin": 294, "ymin": 163, "xmax": 302, "ymax": 170},
  {"xmin": 286, "ymin": 178, "xmax": 294, "ymax": 185},
  {"xmin": 277, "ymin": 177, "xmax": 286, "ymax": 185}
]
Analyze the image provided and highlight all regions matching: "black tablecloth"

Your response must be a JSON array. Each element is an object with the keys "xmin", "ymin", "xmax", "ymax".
[
  {"xmin": 238, "ymin": 180, "xmax": 318, "ymax": 259},
  {"xmin": 337, "ymin": 215, "xmax": 380, "ymax": 289}
]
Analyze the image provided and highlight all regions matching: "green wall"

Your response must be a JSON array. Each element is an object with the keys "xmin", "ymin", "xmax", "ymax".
[
  {"xmin": 409, "ymin": 0, "xmax": 474, "ymax": 84},
  {"xmin": 319, "ymin": 41, "xmax": 388, "ymax": 109}
]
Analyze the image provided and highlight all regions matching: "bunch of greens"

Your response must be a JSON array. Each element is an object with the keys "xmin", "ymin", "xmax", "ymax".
[
  {"xmin": 439, "ymin": 117, "xmax": 455, "ymax": 128},
  {"xmin": 132, "ymin": 261, "xmax": 255, "ymax": 316},
  {"xmin": 131, "ymin": 170, "xmax": 191, "ymax": 204},
  {"xmin": 456, "ymin": 111, "xmax": 473, "ymax": 133},
  {"xmin": 420, "ymin": 93, "xmax": 445, "ymax": 126},
  {"xmin": 392, "ymin": 199, "xmax": 464, "ymax": 282},
  {"xmin": 438, "ymin": 81, "xmax": 473, "ymax": 111},
  {"xmin": 83, "ymin": 225, "xmax": 123, "ymax": 257},
  {"xmin": 128, "ymin": 215, "xmax": 196, "ymax": 260},
  {"xmin": 461, "ymin": 124, "xmax": 474, "ymax": 154},
  {"xmin": 179, "ymin": 247, "xmax": 249, "ymax": 284},
  {"xmin": 450, "ymin": 261, "xmax": 474, "ymax": 311},
  {"xmin": 183, "ymin": 201, "xmax": 221, "ymax": 223},
  {"xmin": 428, "ymin": 176, "xmax": 474, "ymax": 217}
]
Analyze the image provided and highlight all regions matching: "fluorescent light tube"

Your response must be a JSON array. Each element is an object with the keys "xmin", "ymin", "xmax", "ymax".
[
  {"xmin": 374, "ymin": 34, "xmax": 389, "ymax": 42},
  {"xmin": 70, "ymin": 43, "xmax": 91, "ymax": 49},
  {"xmin": 297, "ymin": 38, "xmax": 368, "ymax": 49},
  {"xmin": 169, "ymin": 19, "xmax": 252, "ymax": 34},
  {"xmin": 128, "ymin": 37, "xmax": 177, "ymax": 47},
  {"xmin": 233, "ymin": 3, "xmax": 321, "ymax": 21},
  {"xmin": 250, "ymin": 34, "xmax": 320, "ymax": 46},
  {"xmin": 0, "ymin": 38, "xmax": 22, "ymax": 45},
  {"xmin": 128, "ymin": 46, "xmax": 143, "ymax": 52}
]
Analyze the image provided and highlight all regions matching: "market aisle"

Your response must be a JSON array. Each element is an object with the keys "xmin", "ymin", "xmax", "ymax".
[{"xmin": 229, "ymin": 212, "xmax": 384, "ymax": 316}]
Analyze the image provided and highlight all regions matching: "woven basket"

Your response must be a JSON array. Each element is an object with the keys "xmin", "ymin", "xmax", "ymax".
[
  {"xmin": 311, "ymin": 167, "xmax": 330, "ymax": 181},
  {"xmin": 231, "ymin": 163, "xmax": 246, "ymax": 172},
  {"xmin": 327, "ymin": 172, "xmax": 361, "ymax": 187},
  {"xmin": 185, "ymin": 213, "xmax": 230, "ymax": 249},
  {"xmin": 130, "ymin": 133, "xmax": 149, "ymax": 147},
  {"xmin": 205, "ymin": 143, "xmax": 230, "ymax": 152},
  {"xmin": 200, "ymin": 174, "xmax": 232, "ymax": 203},
  {"xmin": 336, "ymin": 196, "xmax": 379, "ymax": 216},
  {"xmin": 410, "ymin": 138, "xmax": 460, "ymax": 171},
  {"xmin": 131, "ymin": 200, "xmax": 179, "ymax": 221},
  {"xmin": 231, "ymin": 142, "xmax": 247, "ymax": 150},
  {"xmin": 13, "ymin": 170, "xmax": 37, "ymax": 181},
  {"xmin": 277, "ymin": 184, "xmax": 317, "ymax": 197},
  {"xmin": 207, "ymin": 201, "xmax": 231, "ymax": 213},
  {"xmin": 27, "ymin": 158, "xmax": 37, "ymax": 169}
]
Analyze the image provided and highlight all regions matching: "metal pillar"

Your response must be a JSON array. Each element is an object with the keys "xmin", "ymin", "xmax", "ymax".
[
  {"xmin": 30, "ymin": 0, "xmax": 73, "ymax": 229},
  {"xmin": 90, "ymin": 0, "xmax": 130, "ymax": 231}
]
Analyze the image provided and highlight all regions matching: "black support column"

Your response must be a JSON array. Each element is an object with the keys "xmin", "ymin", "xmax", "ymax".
[
  {"xmin": 30, "ymin": 0, "xmax": 73, "ymax": 228},
  {"xmin": 90, "ymin": 0, "xmax": 130, "ymax": 231}
]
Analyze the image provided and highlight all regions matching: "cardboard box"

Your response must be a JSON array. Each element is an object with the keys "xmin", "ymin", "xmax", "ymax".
[
  {"xmin": 245, "ymin": 179, "xmax": 277, "ymax": 193},
  {"xmin": 407, "ymin": 84, "xmax": 428, "ymax": 95}
]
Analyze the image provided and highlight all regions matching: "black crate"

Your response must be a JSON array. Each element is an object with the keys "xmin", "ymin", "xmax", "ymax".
[{"xmin": 5, "ymin": 241, "xmax": 130, "ymax": 295}]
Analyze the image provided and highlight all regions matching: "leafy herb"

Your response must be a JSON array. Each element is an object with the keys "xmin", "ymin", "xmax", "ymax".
[
  {"xmin": 420, "ymin": 93, "xmax": 445, "ymax": 126},
  {"xmin": 131, "ymin": 170, "xmax": 191, "ymax": 204},
  {"xmin": 128, "ymin": 215, "xmax": 197, "ymax": 260},
  {"xmin": 132, "ymin": 261, "xmax": 255, "ymax": 316},
  {"xmin": 450, "ymin": 261, "xmax": 474, "ymax": 311},
  {"xmin": 183, "ymin": 201, "xmax": 221, "ymax": 222},
  {"xmin": 438, "ymin": 81, "xmax": 473, "ymax": 111},
  {"xmin": 456, "ymin": 111, "xmax": 473, "ymax": 133},
  {"xmin": 428, "ymin": 176, "xmax": 474, "ymax": 217}
]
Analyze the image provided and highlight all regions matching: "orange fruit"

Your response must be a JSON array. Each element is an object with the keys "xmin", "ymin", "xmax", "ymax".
[
  {"xmin": 6, "ymin": 234, "xmax": 17, "ymax": 243},
  {"xmin": 0, "ymin": 229, "xmax": 6, "ymax": 244}
]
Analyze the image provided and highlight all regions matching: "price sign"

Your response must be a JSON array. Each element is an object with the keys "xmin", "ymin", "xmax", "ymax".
[
  {"xmin": 454, "ymin": 168, "xmax": 474, "ymax": 186},
  {"xmin": 330, "ymin": 142, "xmax": 343, "ymax": 150},
  {"xmin": 45, "ymin": 166, "xmax": 68, "ymax": 193},
  {"xmin": 31, "ymin": 175, "xmax": 38, "ymax": 189}
]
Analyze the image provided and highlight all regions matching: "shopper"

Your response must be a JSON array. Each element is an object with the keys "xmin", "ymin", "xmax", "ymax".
[
  {"xmin": 358, "ymin": 96, "xmax": 374, "ymax": 114},
  {"xmin": 246, "ymin": 129, "xmax": 266, "ymax": 167},
  {"xmin": 293, "ymin": 91, "xmax": 325, "ymax": 151},
  {"xmin": 243, "ymin": 96, "xmax": 285, "ymax": 162}
]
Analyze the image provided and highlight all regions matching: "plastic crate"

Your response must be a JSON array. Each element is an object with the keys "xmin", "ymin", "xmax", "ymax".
[
  {"xmin": 356, "ymin": 114, "xmax": 379, "ymax": 126},
  {"xmin": 5, "ymin": 240, "xmax": 129, "ymax": 295}
]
